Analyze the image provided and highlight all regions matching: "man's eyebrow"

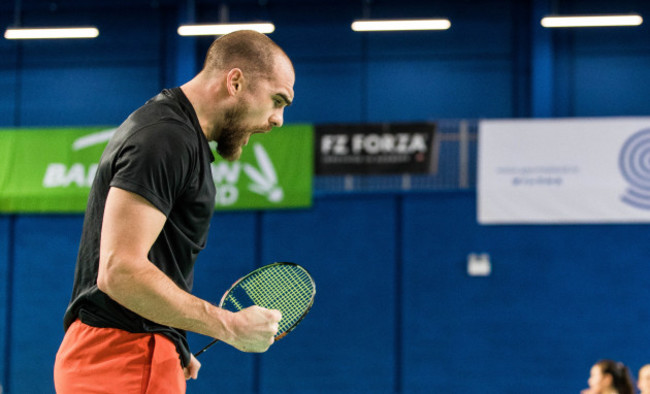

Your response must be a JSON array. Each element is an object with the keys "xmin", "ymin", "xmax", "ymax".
[{"xmin": 276, "ymin": 93, "xmax": 292, "ymax": 106}]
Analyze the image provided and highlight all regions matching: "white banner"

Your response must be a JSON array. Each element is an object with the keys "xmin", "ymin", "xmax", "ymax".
[{"xmin": 478, "ymin": 117, "xmax": 650, "ymax": 224}]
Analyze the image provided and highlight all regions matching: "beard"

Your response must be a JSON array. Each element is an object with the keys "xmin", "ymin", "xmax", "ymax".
[{"xmin": 215, "ymin": 101, "xmax": 249, "ymax": 161}]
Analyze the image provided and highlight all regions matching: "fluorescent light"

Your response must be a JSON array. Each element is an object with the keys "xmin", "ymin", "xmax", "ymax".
[
  {"xmin": 4, "ymin": 27, "xmax": 99, "ymax": 39},
  {"xmin": 541, "ymin": 14, "xmax": 643, "ymax": 28},
  {"xmin": 178, "ymin": 23, "xmax": 275, "ymax": 36},
  {"xmin": 351, "ymin": 19, "xmax": 451, "ymax": 32}
]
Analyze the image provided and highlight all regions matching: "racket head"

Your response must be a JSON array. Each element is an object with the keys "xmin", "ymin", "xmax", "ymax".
[{"xmin": 219, "ymin": 262, "xmax": 316, "ymax": 340}]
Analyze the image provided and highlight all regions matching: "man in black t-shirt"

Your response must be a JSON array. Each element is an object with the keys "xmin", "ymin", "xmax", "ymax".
[{"xmin": 54, "ymin": 30, "xmax": 295, "ymax": 393}]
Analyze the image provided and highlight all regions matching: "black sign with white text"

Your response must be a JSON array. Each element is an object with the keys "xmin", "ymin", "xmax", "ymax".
[{"xmin": 314, "ymin": 123, "xmax": 436, "ymax": 175}]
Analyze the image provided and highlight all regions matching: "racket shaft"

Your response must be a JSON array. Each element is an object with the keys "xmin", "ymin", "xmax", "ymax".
[{"xmin": 194, "ymin": 338, "xmax": 219, "ymax": 357}]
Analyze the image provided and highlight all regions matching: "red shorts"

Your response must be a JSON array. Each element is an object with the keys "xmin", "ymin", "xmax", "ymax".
[{"xmin": 54, "ymin": 320, "xmax": 186, "ymax": 394}]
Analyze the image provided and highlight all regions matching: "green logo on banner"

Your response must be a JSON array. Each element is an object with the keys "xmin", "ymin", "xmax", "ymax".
[{"xmin": 0, "ymin": 126, "xmax": 313, "ymax": 213}]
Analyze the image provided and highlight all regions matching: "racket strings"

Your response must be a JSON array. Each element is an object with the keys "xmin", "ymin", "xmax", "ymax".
[
  {"xmin": 195, "ymin": 263, "xmax": 314, "ymax": 357},
  {"xmin": 239, "ymin": 266, "xmax": 313, "ymax": 334}
]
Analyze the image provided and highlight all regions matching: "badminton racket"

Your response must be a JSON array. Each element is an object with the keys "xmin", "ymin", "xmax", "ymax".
[{"xmin": 194, "ymin": 262, "xmax": 315, "ymax": 356}]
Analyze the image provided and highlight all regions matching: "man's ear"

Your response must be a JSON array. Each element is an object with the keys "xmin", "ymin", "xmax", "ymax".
[{"xmin": 226, "ymin": 68, "xmax": 244, "ymax": 96}]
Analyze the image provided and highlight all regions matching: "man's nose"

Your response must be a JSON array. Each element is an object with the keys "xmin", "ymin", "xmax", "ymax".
[{"xmin": 269, "ymin": 110, "xmax": 284, "ymax": 128}]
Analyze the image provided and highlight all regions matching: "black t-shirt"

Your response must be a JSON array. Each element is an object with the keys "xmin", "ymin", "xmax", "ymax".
[{"xmin": 63, "ymin": 87, "xmax": 216, "ymax": 367}]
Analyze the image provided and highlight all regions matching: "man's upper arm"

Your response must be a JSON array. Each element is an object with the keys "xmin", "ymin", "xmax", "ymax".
[{"xmin": 98, "ymin": 187, "xmax": 167, "ymax": 287}]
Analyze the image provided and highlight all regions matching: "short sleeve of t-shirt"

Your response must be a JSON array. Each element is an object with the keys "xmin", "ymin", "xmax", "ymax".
[{"xmin": 110, "ymin": 123, "xmax": 196, "ymax": 216}]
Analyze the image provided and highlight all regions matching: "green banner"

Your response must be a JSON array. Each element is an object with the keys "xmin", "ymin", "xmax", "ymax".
[{"xmin": 0, "ymin": 126, "xmax": 313, "ymax": 213}]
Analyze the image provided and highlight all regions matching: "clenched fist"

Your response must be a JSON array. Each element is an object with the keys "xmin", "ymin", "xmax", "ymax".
[{"xmin": 223, "ymin": 306, "xmax": 282, "ymax": 353}]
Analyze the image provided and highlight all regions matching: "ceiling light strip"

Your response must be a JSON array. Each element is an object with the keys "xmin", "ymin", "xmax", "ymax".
[
  {"xmin": 541, "ymin": 14, "xmax": 643, "ymax": 28},
  {"xmin": 4, "ymin": 27, "xmax": 99, "ymax": 39},
  {"xmin": 178, "ymin": 23, "xmax": 275, "ymax": 36},
  {"xmin": 351, "ymin": 19, "xmax": 451, "ymax": 32}
]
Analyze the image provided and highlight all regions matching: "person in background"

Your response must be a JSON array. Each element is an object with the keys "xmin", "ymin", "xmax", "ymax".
[
  {"xmin": 638, "ymin": 364, "xmax": 650, "ymax": 394},
  {"xmin": 581, "ymin": 359, "xmax": 635, "ymax": 394}
]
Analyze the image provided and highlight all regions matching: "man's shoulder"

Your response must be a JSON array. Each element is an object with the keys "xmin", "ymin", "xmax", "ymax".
[{"xmin": 133, "ymin": 90, "xmax": 193, "ymax": 129}]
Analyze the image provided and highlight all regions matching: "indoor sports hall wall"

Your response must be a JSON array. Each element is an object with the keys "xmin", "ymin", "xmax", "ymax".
[
  {"xmin": 2, "ymin": 0, "xmax": 650, "ymax": 393},
  {"xmin": 2, "ymin": 0, "xmax": 650, "ymax": 127},
  {"xmin": 2, "ymin": 196, "xmax": 650, "ymax": 393}
]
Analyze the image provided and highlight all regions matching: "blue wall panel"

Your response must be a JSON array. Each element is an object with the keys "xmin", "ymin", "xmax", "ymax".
[
  {"xmin": 403, "ymin": 193, "xmax": 491, "ymax": 392},
  {"xmin": 260, "ymin": 196, "xmax": 398, "ymax": 393},
  {"xmin": 290, "ymin": 60, "xmax": 364, "ymax": 124},
  {"xmin": 19, "ymin": 66, "xmax": 160, "ymax": 127},
  {"xmin": 0, "ymin": 66, "xmax": 16, "ymax": 127},
  {"xmin": 12, "ymin": 5, "xmax": 166, "ymax": 127},
  {"xmin": 363, "ymin": 0, "xmax": 516, "ymax": 120},
  {"xmin": 402, "ymin": 192, "xmax": 650, "ymax": 392},
  {"xmin": 0, "ymin": 216, "xmax": 9, "ymax": 393},
  {"xmin": 367, "ymin": 58, "xmax": 513, "ymax": 121},
  {"xmin": 188, "ymin": 211, "xmax": 258, "ymax": 394},
  {"xmin": 574, "ymin": 54, "xmax": 650, "ymax": 117},
  {"xmin": 262, "ymin": 4, "xmax": 361, "ymax": 60},
  {"xmin": 0, "ymin": 4, "xmax": 17, "ymax": 127},
  {"xmin": 3, "ymin": 0, "xmax": 650, "ymax": 127},
  {"xmin": 1, "ymin": 193, "xmax": 650, "ymax": 392},
  {"xmin": 9, "ymin": 215, "xmax": 82, "ymax": 394},
  {"xmin": 553, "ymin": 1, "xmax": 650, "ymax": 117}
]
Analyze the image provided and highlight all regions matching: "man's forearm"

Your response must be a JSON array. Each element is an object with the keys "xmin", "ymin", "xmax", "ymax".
[{"xmin": 97, "ymin": 254, "xmax": 233, "ymax": 342}]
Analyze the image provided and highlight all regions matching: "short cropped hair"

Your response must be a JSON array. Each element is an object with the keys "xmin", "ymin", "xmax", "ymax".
[{"xmin": 202, "ymin": 30, "xmax": 289, "ymax": 80}]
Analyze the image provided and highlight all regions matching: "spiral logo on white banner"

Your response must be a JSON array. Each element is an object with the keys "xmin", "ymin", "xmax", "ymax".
[{"xmin": 619, "ymin": 128, "xmax": 650, "ymax": 210}]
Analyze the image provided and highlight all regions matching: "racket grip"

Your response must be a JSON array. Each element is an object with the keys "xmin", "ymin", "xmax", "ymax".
[{"xmin": 194, "ymin": 338, "xmax": 219, "ymax": 357}]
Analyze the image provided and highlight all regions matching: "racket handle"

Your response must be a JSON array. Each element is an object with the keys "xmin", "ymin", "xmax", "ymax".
[{"xmin": 194, "ymin": 338, "xmax": 219, "ymax": 357}]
